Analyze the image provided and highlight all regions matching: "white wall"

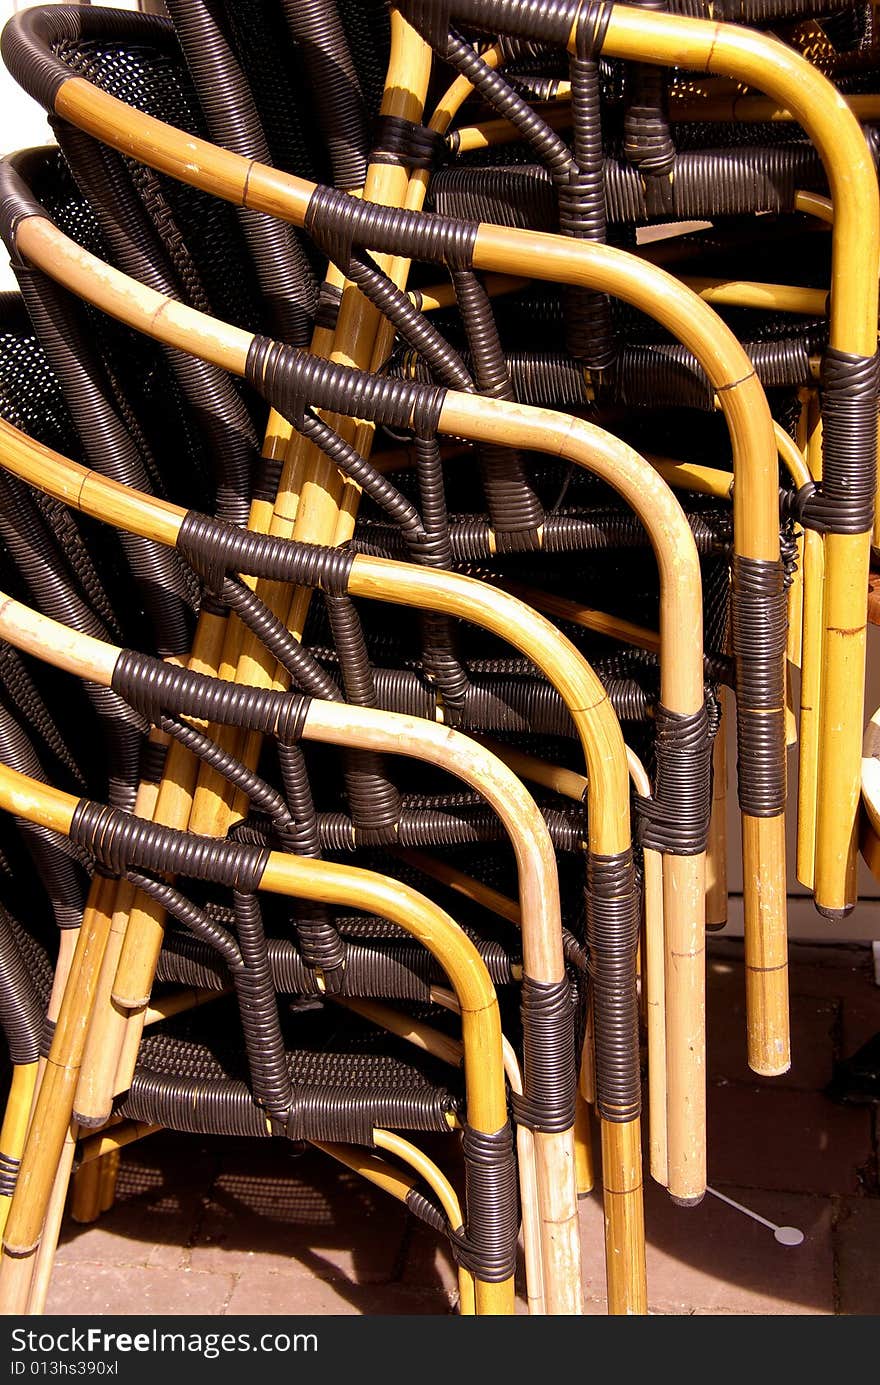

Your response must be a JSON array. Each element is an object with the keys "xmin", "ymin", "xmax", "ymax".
[{"xmin": 0, "ymin": 3, "xmax": 164, "ymax": 289}]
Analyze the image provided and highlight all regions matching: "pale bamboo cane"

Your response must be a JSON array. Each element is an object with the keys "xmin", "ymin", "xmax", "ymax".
[
  {"xmin": 0, "ymin": 874, "xmax": 117, "ymax": 1310},
  {"xmin": 0, "ymin": 1063, "xmax": 37, "ymax": 1241}
]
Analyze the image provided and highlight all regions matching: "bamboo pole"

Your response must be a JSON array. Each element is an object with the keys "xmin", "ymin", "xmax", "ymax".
[
  {"xmin": 122, "ymin": 648, "xmax": 572, "ymax": 1305},
  {"xmin": 600, "ymin": 1117, "xmax": 646, "ymax": 1315},
  {"xmin": 706, "ymin": 688, "xmax": 729, "ymax": 933},
  {"xmin": 0, "ymin": 873, "xmax": 117, "ymax": 1304},
  {"xmin": 572, "ymin": 1096, "xmax": 594, "ymax": 1198},
  {"xmin": 73, "ymin": 770, "xmax": 161, "ymax": 1126},
  {"xmin": 97, "ymin": 1149, "xmax": 120, "ymax": 1215},
  {"xmin": 794, "ymin": 190, "xmax": 834, "ymax": 224},
  {"xmin": 25, "ymin": 1130, "xmax": 75, "ymax": 1315},
  {"xmin": 396, "ymin": 849, "xmax": 524, "ymax": 930},
  {"xmin": 0, "ymin": 1064, "xmax": 37, "ymax": 1241},
  {"xmin": 680, "ymin": 277, "xmax": 829, "ymax": 318},
  {"xmin": 76, "ymin": 1122, "xmax": 162, "ymax": 1167},
  {"xmin": 797, "ymin": 397, "xmax": 826, "ymax": 892},
  {"xmin": 437, "ymin": 403, "xmax": 705, "ymax": 1205},
  {"xmin": 70, "ymin": 1148, "xmax": 106, "ymax": 1226}
]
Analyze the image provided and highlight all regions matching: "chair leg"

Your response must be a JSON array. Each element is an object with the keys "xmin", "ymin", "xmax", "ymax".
[
  {"xmin": 573, "ymin": 1092, "xmax": 594, "ymax": 1197},
  {"xmin": 0, "ymin": 1063, "xmax": 38, "ymax": 1242},
  {"xmin": 25, "ymin": 1130, "xmax": 77, "ymax": 1315},
  {"xmin": 600, "ymin": 1118, "xmax": 647, "ymax": 1316},
  {"xmin": 706, "ymin": 689, "xmax": 729, "ymax": 932},
  {"xmin": 70, "ymin": 1157, "xmax": 103, "ymax": 1226}
]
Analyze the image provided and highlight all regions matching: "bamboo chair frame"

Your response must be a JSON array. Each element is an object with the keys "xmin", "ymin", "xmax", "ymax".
[
  {"xmin": 0, "ymin": 30, "xmax": 793, "ymax": 1085},
  {"xmin": 0, "ymin": 523, "xmax": 584, "ymax": 1306},
  {"xmin": 3, "ymin": 0, "xmax": 875, "ymax": 1307},
  {"xmin": 393, "ymin": 0, "xmax": 879, "ymax": 928},
  {"xmin": 82, "ymin": 12, "xmax": 432, "ymax": 1181},
  {"xmin": 4, "ymin": 11, "xmax": 439, "ymax": 1300},
  {"xmin": 0, "ymin": 191, "xmax": 710, "ymax": 1202},
  {"xmin": 0, "ymin": 412, "xmax": 643, "ymax": 1307},
  {"xmin": 0, "ymin": 748, "xmax": 516, "ymax": 1316}
]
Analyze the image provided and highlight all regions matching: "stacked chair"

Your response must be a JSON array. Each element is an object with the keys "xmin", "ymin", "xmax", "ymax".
[{"xmin": 0, "ymin": 0, "xmax": 876, "ymax": 1315}]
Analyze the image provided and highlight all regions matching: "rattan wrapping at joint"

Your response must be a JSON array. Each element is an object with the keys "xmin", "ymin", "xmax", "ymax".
[{"xmin": 731, "ymin": 555, "xmax": 788, "ymax": 818}]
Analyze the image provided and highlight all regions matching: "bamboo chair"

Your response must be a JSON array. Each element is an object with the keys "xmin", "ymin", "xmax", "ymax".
[
  {"xmin": 0, "ymin": 299, "xmax": 580, "ymax": 1309},
  {"xmin": 0, "ymin": 18, "xmax": 748, "ymax": 1268},
  {"xmin": 0, "ymin": 759, "xmax": 520, "ymax": 1316},
  {"xmin": 0, "ymin": 150, "xmax": 713, "ymax": 1191},
  {"xmin": 0, "ymin": 138, "xmax": 752, "ymax": 1262},
  {"xmin": 0, "ymin": 13, "xmax": 776, "ymax": 1202},
  {"xmin": 5, "ymin": 0, "xmax": 875, "ymax": 1318},
  {"xmin": 0, "ymin": 569, "xmax": 590, "ymax": 1311},
  {"xmin": 0, "ymin": 374, "xmax": 647, "ymax": 1311},
  {"xmin": 390, "ymin": 0, "xmax": 879, "ymax": 967},
  {"xmin": 0, "ymin": 5, "xmax": 792, "ymax": 1279},
  {"xmin": 0, "ymin": 4, "xmax": 801, "ymax": 1090}
]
